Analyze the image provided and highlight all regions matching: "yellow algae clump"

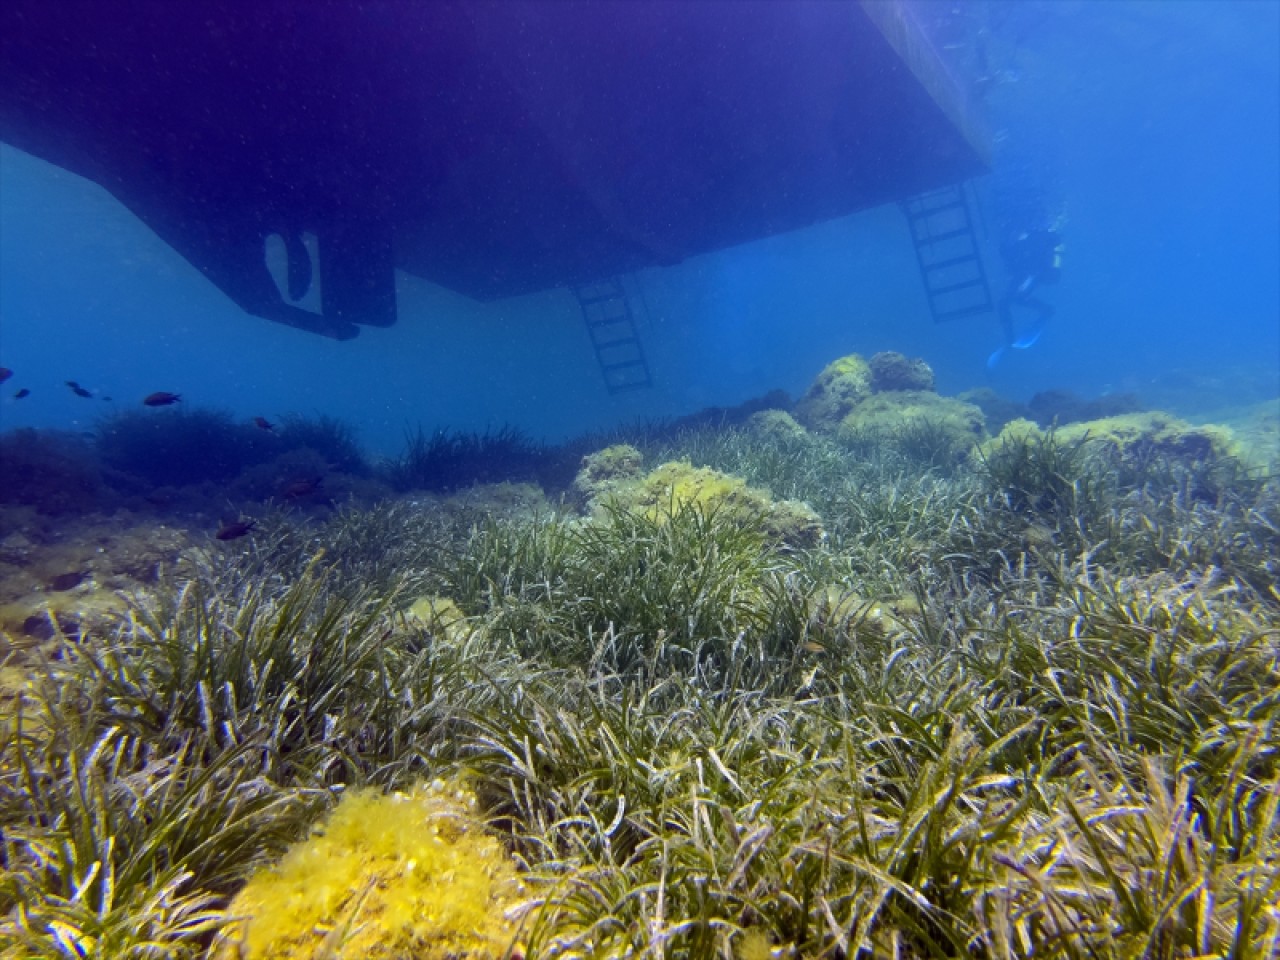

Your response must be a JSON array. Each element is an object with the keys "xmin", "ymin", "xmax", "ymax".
[
  {"xmin": 216, "ymin": 781, "xmax": 525, "ymax": 960},
  {"xmin": 736, "ymin": 928, "xmax": 776, "ymax": 960},
  {"xmin": 631, "ymin": 460, "xmax": 824, "ymax": 549},
  {"xmin": 405, "ymin": 596, "xmax": 471, "ymax": 644}
]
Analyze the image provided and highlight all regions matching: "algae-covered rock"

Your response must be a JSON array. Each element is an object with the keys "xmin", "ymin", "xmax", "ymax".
[
  {"xmin": 745, "ymin": 409, "xmax": 812, "ymax": 445},
  {"xmin": 794, "ymin": 354, "xmax": 872, "ymax": 431},
  {"xmin": 760, "ymin": 498, "xmax": 825, "ymax": 551},
  {"xmin": 572, "ymin": 444, "xmax": 645, "ymax": 507},
  {"xmin": 974, "ymin": 417, "xmax": 1045, "ymax": 460},
  {"xmin": 448, "ymin": 482, "xmax": 551, "ymax": 518},
  {"xmin": 868, "ymin": 351, "xmax": 936, "ymax": 393},
  {"xmin": 838, "ymin": 390, "xmax": 986, "ymax": 461},
  {"xmin": 215, "ymin": 780, "xmax": 524, "ymax": 960},
  {"xmin": 405, "ymin": 595, "xmax": 470, "ymax": 644},
  {"xmin": 620, "ymin": 459, "xmax": 824, "ymax": 550},
  {"xmin": 1057, "ymin": 411, "xmax": 1240, "ymax": 463},
  {"xmin": 957, "ymin": 387, "xmax": 1030, "ymax": 434}
]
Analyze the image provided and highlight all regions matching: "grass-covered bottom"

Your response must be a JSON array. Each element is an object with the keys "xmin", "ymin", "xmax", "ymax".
[{"xmin": 1, "ymin": 421, "xmax": 1277, "ymax": 959}]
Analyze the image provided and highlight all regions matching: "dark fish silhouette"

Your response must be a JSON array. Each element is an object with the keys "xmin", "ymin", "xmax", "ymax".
[
  {"xmin": 215, "ymin": 519, "xmax": 256, "ymax": 540},
  {"xmin": 253, "ymin": 416, "xmax": 275, "ymax": 431},
  {"xmin": 143, "ymin": 391, "xmax": 181, "ymax": 406},
  {"xmin": 0, "ymin": 367, "xmax": 12, "ymax": 384},
  {"xmin": 14, "ymin": 388, "xmax": 29, "ymax": 399},
  {"xmin": 65, "ymin": 380, "xmax": 93, "ymax": 398}
]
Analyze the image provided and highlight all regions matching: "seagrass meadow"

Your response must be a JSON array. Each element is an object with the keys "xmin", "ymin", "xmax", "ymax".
[{"xmin": 1, "ymin": 358, "xmax": 1278, "ymax": 959}]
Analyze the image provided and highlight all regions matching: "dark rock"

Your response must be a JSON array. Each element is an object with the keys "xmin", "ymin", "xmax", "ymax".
[
  {"xmin": 47, "ymin": 570, "xmax": 86, "ymax": 591},
  {"xmin": 21, "ymin": 614, "xmax": 54, "ymax": 641},
  {"xmin": 869, "ymin": 352, "xmax": 935, "ymax": 393}
]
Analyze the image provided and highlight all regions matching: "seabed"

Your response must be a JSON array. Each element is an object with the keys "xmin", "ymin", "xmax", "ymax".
[{"xmin": 0, "ymin": 352, "xmax": 1277, "ymax": 959}]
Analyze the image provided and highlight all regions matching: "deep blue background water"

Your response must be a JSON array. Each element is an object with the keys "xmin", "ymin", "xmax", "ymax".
[{"xmin": 1, "ymin": 1, "xmax": 1277, "ymax": 455}]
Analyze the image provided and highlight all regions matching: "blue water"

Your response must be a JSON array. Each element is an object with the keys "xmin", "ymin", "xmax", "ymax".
[{"xmin": 1, "ymin": 0, "xmax": 1277, "ymax": 456}]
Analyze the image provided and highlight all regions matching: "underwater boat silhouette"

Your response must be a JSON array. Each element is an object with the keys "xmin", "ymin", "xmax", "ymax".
[{"xmin": 0, "ymin": 0, "xmax": 988, "ymax": 338}]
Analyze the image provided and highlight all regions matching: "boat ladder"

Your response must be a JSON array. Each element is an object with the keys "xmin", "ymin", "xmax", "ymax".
[
  {"xmin": 901, "ymin": 182, "xmax": 994, "ymax": 323},
  {"xmin": 571, "ymin": 276, "xmax": 653, "ymax": 393}
]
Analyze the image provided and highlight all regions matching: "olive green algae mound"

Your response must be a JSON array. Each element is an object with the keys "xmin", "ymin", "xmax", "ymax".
[
  {"xmin": 1056, "ymin": 410, "xmax": 1241, "ymax": 462},
  {"xmin": 573, "ymin": 450, "xmax": 824, "ymax": 550},
  {"xmin": 982, "ymin": 412, "xmax": 1242, "ymax": 466},
  {"xmin": 571, "ymin": 443, "xmax": 646, "ymax": 507},
  {"xmin": 631, "ymin": 460, "xmax": 824, "ymax": 549},
  {"xmin": 838, "ymin": 390, "xmax": 985, "ymax": 445},
  {"xmin": 795, "ymin": 352, "xmax": 986, "ymax": 464},
  {"xmin": 215, "ymin": 780, "xmax": 524, "ymax": 960},
  {"xmin": 745, "ymin": 408, "xmax": 811, "ymax": 445},
  {"xmin": 793, "ymin": 354, "xmax": 873, "ymax": 429}
]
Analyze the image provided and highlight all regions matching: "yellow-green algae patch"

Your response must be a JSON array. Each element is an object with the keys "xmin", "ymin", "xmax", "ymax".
[
  {"xmin": 215, "ymin": 780, "xmax": 525, "ymax": 960},
  {"xmin": 1055, "ymin": 410, "xmax": 1240, "ymax": 461},
  {"xmin": 837, "ymin": 390, "xmax": 985, "ymax": 445},
  {"xmin": 571, "ymin": 443, "xmax": 645, "ymax": 506},
  {"xmin": 570, "ymin": 448, "xmax": 825, "ymax": 549},
  {"xmin": 404, "ymin": 595, "xmax": 471, "ymax": 644},
  {"xmin": 980, "ymin": 411, "xmax": 1243, "ymax": 465},
  {"xmin": 805, "ymin": 584, "xmax": 924, "ymax": 648},
  {"xmin": 626, "ymin": 459, "xmax": 824, "ymax": 549}
]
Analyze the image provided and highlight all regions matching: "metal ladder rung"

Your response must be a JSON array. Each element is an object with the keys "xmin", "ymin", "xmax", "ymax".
[
  {"xmin": 928, "ymin": 278, "xmax": 987, "ymax": 296},
  {"xmin": 932, "ymin": 304, "xmax": 994, "ymax": 321},
  {"xmin": 922, "ymin": 253, "xmax": 982, "ymax": 272},
  {"xmin": 902, "ymin": 181, "xmax": 994, "ymax": 324},
  {"xmin": 915, "ymin": 226, "xmax": 972, "ymax": 245},
  {"xmin": 572, "ymin": 274, "xmax": 653, "ymax": 393},
  {"xmin": 906, "ymin": 201, "xmax": 964, "ymax": 220}
]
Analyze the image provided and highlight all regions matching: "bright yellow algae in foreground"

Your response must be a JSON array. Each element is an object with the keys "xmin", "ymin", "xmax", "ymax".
[{"xmin": 217, "ymin": 781, "xmax": 525, "ymax": 960}]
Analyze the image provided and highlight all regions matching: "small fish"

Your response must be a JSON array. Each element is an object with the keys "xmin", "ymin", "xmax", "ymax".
[
  {"xmin": 65, "ymin": 380, "xmax": 93, "ymax": 398},
  {"xmin": 253, "ymin": 416, "xmax": 275, "ymax": 432},
  {"xmin": 0, "ymin": 367, "xmax": 12, "ymax": 384},
  {"xmin": 14, "ymin": 388, "xmax": 29, "ymax": 399},
  {"xmin": 143, "ymin": 391, "xmax": 181, "ymax": 406},
  {"xmin": 215, "ymin": 519, "xmax": 257, "ymax": 540}
]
